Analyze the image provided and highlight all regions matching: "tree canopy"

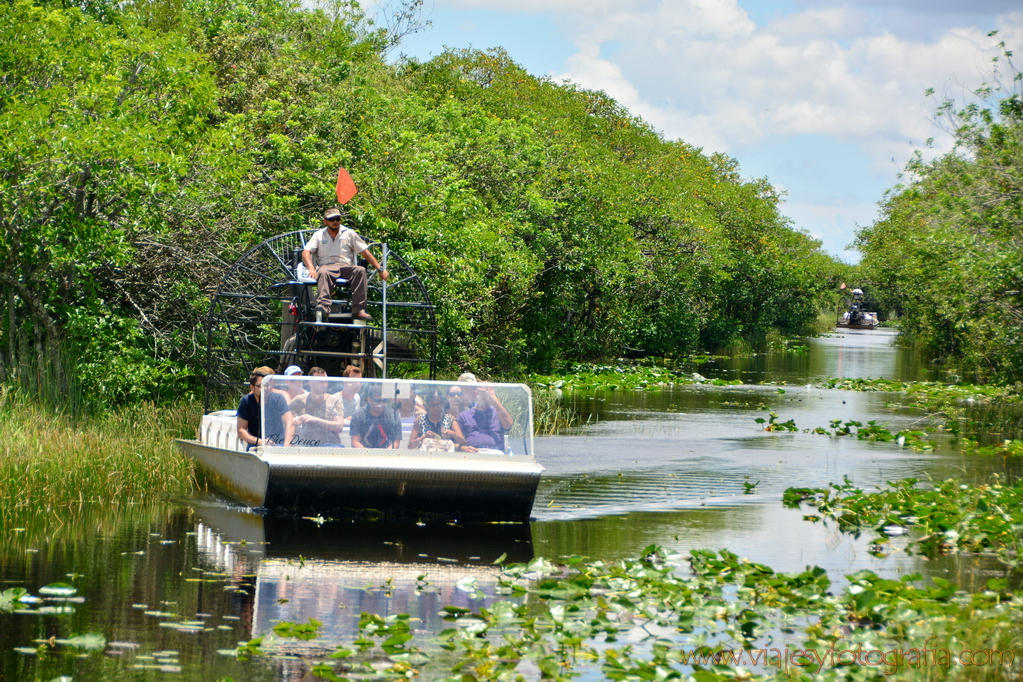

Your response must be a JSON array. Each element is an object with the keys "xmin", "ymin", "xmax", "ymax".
[
  {"xmin": 1, "ymin": 0, "xmax": 843, "ymax": 407},
  {"xmin": 856, "ymin": 39, "xmax": 1023, "ymax": 383}
]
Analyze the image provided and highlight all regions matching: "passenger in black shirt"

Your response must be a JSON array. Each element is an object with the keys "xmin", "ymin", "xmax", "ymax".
[
  {"xmin": 349, "ymin": 385, "xmax": 401, "ymax": 449},
  {"xmin": 237, "ymin": 371, "xmax": 295, "ymax": 449}
]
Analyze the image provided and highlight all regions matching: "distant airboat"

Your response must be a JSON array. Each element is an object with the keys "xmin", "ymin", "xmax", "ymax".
[{"xmin": 837, "ymin": 287, "xmax": 880, "ymax": 330}]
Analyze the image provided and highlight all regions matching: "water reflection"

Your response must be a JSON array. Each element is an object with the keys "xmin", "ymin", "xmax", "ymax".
[
  {"xmin": 0, "ymin": 503, "xmax": 534, "ymax": 681},
  {"xmin": 193, "ymin": 504, "xmax": 532, "ymax": 648},
  {"xmin": 691, "ymin": 328, "xmax": 940, "ymax": 384}
]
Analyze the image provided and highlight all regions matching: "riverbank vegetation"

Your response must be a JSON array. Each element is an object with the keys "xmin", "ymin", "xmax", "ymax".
[
  {"xmin": 1, "ymin": 0, "xmax": 845, "ymax": 408},
  {"xmin": 822, "ymin": 377, "xmax": 1023, "ymax": 441},
  {"xmin": 0, "ymin": 391, "xmax": 198, "ymax": 523},
  {"xmin": 856, "ymin": 39, "xmax": 1023, "ymax": 384}
]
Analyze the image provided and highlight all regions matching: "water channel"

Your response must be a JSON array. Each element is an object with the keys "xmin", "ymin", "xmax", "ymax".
[{"xmin": 2, "ymin": 328, "xmax": 1021, "ymax": 680}]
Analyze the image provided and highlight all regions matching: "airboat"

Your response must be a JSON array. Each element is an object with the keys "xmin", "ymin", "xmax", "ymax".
[
  {"xmin": 176, "ymin": 222, "xmax": 543, "ymax": 521},
  {"xmin": 836, "ymin": 287, "xmax": 880, "ymax": 329}
]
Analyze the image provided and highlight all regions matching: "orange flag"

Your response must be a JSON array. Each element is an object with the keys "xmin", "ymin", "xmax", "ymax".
[{"xmin": 336, "ymin": 167, "xmax": 357, "ymax": 204}]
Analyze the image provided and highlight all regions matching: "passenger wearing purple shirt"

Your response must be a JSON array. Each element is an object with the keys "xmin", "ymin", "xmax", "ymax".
[{"xmin": 457, "ymin": 384, "xmax": 513, "ymax": 451}]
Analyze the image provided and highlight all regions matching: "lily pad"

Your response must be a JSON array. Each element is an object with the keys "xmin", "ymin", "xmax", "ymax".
[
  {"xmin": 56, "ymin": 633, "xmax": 106, "ymax": 651},
  {"xmin": 0, "ymin": 587, "xmax": 27, "ymax": 611},
  {"xmin": 39, "ymin": 583, "xmax": 77, "ymax": 597}
]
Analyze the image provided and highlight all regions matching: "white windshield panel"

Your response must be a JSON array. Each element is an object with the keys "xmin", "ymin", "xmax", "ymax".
[{"xmin": 258, "ymin": 376, "xmax": 534, "ymax": 458}]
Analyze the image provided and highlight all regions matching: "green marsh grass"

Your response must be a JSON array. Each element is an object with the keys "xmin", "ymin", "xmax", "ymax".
[
  {"xmin": 532, "ymin": 388, "xmax": 583, "ymax": 435},
  {"xmin": 0, "ymin": 390, "xmax": 200, "ymax": 522},
  {"xmin": 817, "ymin": 306, "xmax": 843, "ymax": 332}
]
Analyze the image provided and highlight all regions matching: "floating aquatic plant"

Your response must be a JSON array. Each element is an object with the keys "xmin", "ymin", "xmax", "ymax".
[
  {"xmin": 754, "ymin": 412, "xmax": 798, "ymax": 431},
  {"xmin": 230, "ymin": 546, "xmax": 1023, "ymax": 681},
  {"xmin": 785, "ymin": 476, "xmax": 1023, "ymax": 566}
]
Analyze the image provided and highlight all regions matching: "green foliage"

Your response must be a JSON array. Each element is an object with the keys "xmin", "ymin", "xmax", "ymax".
[
  {"xmin": 531, "ymin": 388, "xmax": 583, "ymax": 435},
  {"xmin": 857, "ymin": 40, "xmax": 1023, "ymax": 382},
  {"xmin": 2, "ymin": 0, "xmax": 844, "ymax": 407},
  {"xmin": 960, "ymin": 436, "xmax": 1023, "ymax": 456},
  {"xmin": 272, "ymin": 618, "xmax": 322, "ymax": 641},
  {"xmin": 531, "ymin": 359, "xmax": 700, "ymax": 392},
  {"xmin": 820, "ymin": 376, "xmax": 1023, "ymax": 436},
  {"xmin": 810, "ymin": 418, "xmax": 935, "ymax": 448},
  {"xmin": 0, "ymin": 393, "xmax": 199, "ymax": 519},
  {"xmin": 754, "ymin": 412, "xmax": 798, "ymax": 431},
  {"xmin": 0, "ymin": 0, "xmax": 243, "ymax": 404}
]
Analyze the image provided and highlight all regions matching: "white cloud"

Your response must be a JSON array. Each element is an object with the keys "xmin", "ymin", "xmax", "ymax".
[
  {"xmin": 436, "ymin": 0, "xmax": 657, "ymax": 14},
  {"xmin": 552, "ymin": 4, "xmax": 1023, "ymax": 170},
  {"xmin": 389, "ymin": 0, "xmax": 1023, "ymax": 259},
  {"xmin": 541, "ymin": 2, "xmax": 1023, "ymax": 259}
]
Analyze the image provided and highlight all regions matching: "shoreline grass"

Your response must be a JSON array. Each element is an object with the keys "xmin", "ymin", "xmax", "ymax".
[{"xmin": 0, "ymin": 388, "xmax": 201, "ymax": 522}]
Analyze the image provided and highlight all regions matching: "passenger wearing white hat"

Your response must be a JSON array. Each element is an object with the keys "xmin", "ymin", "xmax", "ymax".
[
  {"xmin": 280, "ymin": 365, "xmax": 305, "ymax": 403},
  {"xmin": 450, "ymin": 372, "xmax": 479, "ymax": 414}
]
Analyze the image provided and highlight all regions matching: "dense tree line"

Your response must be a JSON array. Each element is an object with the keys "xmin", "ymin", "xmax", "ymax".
[
  {"xmin": 1, "ymin": 0, "xmax": 842, "ymax": 407},
  {"xmin": 857, "ymin": 42, "xmax": 1023, "ymax": 383}
]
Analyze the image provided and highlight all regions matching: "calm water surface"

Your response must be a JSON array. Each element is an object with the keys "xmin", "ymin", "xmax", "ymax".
[{"xmin": 2, "ymin": 328, "xmax": 1020, "ymax": 680}]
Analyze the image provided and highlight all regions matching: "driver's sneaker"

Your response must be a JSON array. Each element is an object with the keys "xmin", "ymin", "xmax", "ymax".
[
  {"xmin": 315, "ymin": 305, "xmax": 329, "ymax": 322},
  {"xmin": 354, "ymin": 310, "xmax": 372, "ymax": 320}
]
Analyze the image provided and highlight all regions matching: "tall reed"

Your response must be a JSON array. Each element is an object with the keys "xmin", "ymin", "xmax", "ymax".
[
  {"xmin": 0, "ymin": 388, "xmax": 201, "ymax": 523},
  {"xmin": 0, "ymin": 337, "xmax": 92, "ymax": 416},
  {"xmin": 532, "ymin": 389, "xmax": 582, "ymax": 435}
]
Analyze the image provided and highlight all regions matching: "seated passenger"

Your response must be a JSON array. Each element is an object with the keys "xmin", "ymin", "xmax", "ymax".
[
  {"xmin": 237, "ymin": 369, "xmax": 294, "ymax": 449},
  {"xmin": 408, "ymin": 389, "xmax": 474, "ymax": 451},
  {"xmin": 280, "ymin": 365, "xmax": 306, "ymax": 402},
  {"xmin": 446, "ymin": 385, "xmax": 466, "ymax": 419},
  {"xmin": 253, "ymin": 365, "xmax": 294, "ymax": 403},
  {"xmin": 338, "ymin": 365, "xmax": 362, "ymax": 424},
  {"xmin": 447, "ymin": 372, "xmax": 478, "ymax": 418},
  {"xmin": 396, "ymin": 384, "xmax": 426, "ymax": 429},
  {"xmin": 457, "ymin": 384, "xmax": 513, "ymax": 452},
  {"xmin": 289, "ymin": 367, "xmax": 344, "ymax": 446},
  {"xmin": 349, "ymin": 385, "xmax": 401, "ymax": 449}
]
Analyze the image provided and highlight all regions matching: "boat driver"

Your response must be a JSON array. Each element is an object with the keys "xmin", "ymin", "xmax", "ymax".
[{"xmin": 301, "ymin": 207, "xmax": 389, "ymax": 321}]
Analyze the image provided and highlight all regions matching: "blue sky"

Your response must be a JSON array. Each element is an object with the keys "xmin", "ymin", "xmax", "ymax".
[{"xmin": 378, "ymin": 0, "xmax": 1023, "ymax": 262}]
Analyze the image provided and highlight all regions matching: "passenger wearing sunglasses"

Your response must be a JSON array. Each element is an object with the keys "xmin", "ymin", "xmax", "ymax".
[
  {"xmin": 302, "ymin": 207, "xmax": 389, "ymax": 321},
  {"xmin": 446, "ymin": 372, "xmax": 478, "ymax": 417},
  {"xmin": 349, "ymin": 385, "xmax": 401, "ymax": 449},
  {"xmin": 446, "ymin": 386, "xmax": 465, "ymax": 419}
]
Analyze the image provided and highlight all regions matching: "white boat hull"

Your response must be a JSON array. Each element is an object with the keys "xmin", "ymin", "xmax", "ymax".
[{"xmin": 178, "ymin": 439, "xmax": 543, "ymax": 521}]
